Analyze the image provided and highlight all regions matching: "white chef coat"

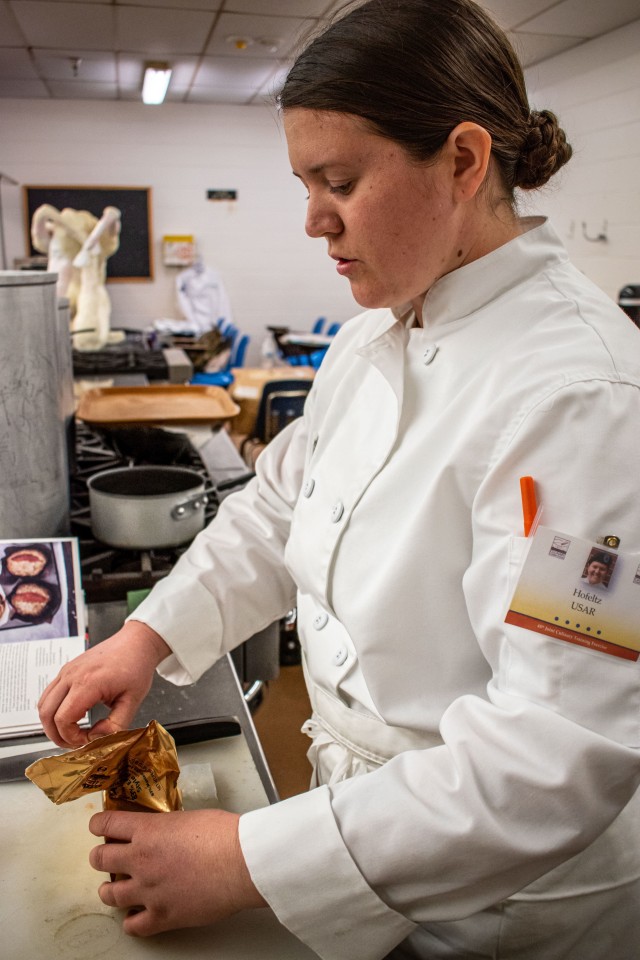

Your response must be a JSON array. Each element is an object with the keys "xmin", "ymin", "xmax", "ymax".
[{"xmin": 131, "ymin": 218, "xmax": 640, "ymax": 960}]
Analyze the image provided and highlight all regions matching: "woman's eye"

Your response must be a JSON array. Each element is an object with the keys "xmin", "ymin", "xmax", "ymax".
[{"xmin": 329, "ymin": 182, "xmax": 352, "ymax": 195}]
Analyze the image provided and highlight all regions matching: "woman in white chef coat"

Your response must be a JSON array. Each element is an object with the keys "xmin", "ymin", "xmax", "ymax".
[{"xmin": 39, "ymin": 2, "xmax": 640, "ymax": 958}]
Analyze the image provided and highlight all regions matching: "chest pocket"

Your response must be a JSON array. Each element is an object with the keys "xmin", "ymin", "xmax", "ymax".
[{"xmin": 503, "ymin": 537, "xmax": 640, "ymax": 748}]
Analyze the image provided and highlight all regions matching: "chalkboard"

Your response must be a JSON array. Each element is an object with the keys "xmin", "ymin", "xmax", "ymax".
[{"xmin": 24, "ymin": 185, "xmax": 153, "ymax": 281}]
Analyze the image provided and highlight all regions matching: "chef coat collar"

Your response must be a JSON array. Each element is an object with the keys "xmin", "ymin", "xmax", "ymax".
[
  {"xmin": 357, "ymin": 216, "xmax": 565, "ymax": 389},
  {"xmin": 390, "ymin": 216, "xmax": 567, "ymax": 330}
]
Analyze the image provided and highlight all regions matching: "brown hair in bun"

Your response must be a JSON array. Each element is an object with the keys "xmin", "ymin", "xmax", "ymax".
[
  {"xmin": 280, "ymin": 0, "xmax": 573, "ymax": 203},
  {"xmin": 514, "ymin": 110, "xmax": 573, "ymax": 191}
]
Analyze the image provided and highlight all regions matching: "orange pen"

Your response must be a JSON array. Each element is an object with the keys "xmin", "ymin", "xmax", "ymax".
[{"xmin": 520, "ymin": 476, "xmax": 538, "ymax": 537}]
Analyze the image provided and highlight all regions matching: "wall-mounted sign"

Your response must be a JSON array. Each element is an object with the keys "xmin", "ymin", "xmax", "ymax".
[
  {"xmin": 207, "ymin": 189, "xmax": 237, "ymax": 201},
  {"xmin": 162, "ymin": 234, "xmax": 195, "ymax": 267}
]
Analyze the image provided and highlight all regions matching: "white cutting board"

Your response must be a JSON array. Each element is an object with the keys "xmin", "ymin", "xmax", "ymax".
[{"xmin": 1, "ymin": 736, "xmax": 318, "ymax": 960}]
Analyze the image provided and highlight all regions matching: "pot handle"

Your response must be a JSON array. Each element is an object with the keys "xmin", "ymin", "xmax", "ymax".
[{"xmin": 171, "ymin": 492, "xmax": 209, "ymax": 521}]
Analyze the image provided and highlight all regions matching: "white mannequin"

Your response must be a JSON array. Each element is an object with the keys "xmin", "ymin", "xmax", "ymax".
[{"xmin": 31, "ymin": 204, "xmax": 122, "ymax": 350}]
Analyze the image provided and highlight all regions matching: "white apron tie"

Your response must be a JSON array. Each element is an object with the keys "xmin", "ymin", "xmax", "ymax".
[{"xmin": 301, "ymin": 663, "xmax": 442, "ymax": 788}]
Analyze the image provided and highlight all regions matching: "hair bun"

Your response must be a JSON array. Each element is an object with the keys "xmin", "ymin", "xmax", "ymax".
[{"xmin": 514, "ymin": 109, "xmax": 573, "ymax": 190}]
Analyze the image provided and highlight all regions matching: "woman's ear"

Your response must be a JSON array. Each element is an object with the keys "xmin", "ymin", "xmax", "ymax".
[{"xmin": 446, "ymin": 122, "xmax": 492, "ymax": 202}]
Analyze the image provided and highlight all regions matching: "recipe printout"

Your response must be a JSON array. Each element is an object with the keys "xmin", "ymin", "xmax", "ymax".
[{"xmin": 505, "ymin": 526, "xmax": 640, "ymax": 662}]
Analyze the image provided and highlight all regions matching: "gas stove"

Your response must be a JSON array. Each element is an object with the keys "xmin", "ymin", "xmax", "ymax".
[
  {"xmin": 73, "ymin": 344, "xmax": 168, "ymax": 379},
  {"xmin": 72, "ymin": 332, "xmax": 193, "ymax": 383},
  {"xmin": 70, "ymin": 421, "xmax": 218, "ymax": 603},
  {"xmin": 70, "ymin": 417, "xmax": 282, "ymax": 688}
]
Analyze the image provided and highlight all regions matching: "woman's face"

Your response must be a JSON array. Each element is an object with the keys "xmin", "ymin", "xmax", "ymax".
[
  {"xmin": 284, "ymin": 108, "xmax": 465, "ymax": 316},
  {"xmin": 586, "ymin": 561, "xmax": 608, "ymax": 585}
]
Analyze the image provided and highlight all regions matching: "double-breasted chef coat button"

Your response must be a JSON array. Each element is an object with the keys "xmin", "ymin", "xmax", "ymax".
[
  {"xmin": 423, "ymin": 344, "xmax": 439, "ymax": 365},
  {"xmin": 313, "ymin": 611, "xmax": 329, "ymax": 630},
  {"xmin": 302, "ymin": 478, "xmax": 315, "ymax": 498},
  {"xmin": 331, "ymin": 500, "xmax": 344, "ymax": 523},
  {"xmin": 333, "ymin": 646, "xmax": 348, "ymax": 666}
]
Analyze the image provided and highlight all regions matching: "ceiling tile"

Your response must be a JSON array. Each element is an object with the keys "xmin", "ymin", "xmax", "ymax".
[
  {"xmin": 0, "ymin": 1, "xmax": 25, "ymax": 45},
  {"xmin": 33, "ymin": 49, "xmax": 117, "ymax": 82},
  {"xmin": 115, "ymin": 5, "xmax": 216, "ymax": 56},
  {"xmin": 259, "ymin": 62, "xmax": 290, "ymax": 95},
  {"xmin": 131, "ymin": 0, "xmax": 221, "ymax": 8},
  {"xmin": 227, "ymin": 0, "xmax": 329, "ymax": 15},
  {"xmin": 508, "ymin": 31, "xmax": 584, "ymax": 67},
  {"xmin": 479, "ymin": 0, "xmax": 564, "ymax": 30},
  {"xmin": 206, "ymin": 12, "xmax": 315, "ymax": 59},
  {"xmin": 519, "ymin": 0, "xmax": 640, "ymax": 38},
  {"xmin": 0, "ymin": 48, "xmax": 38, "ymax": 79},
  {"xmin": 119, "ymin": 87, "xmax": 143, "ymax": 102},
  {"xmin": 0, "ymin": 78, "xmax": 49, "ymax": 96},
  {"xmin": 320, "ymin": 0, "xmax": 352, "ymax": 17},
  {"xmin": 169, "ymin": 59, "xmax": 201, "ymax": 88},
  {"xmin": 194, "ymin": 55, "xmax": 277, "ymax": 89},
  {"xmin": 117, "ymin": 55, "xmax": 144, "ymax": 91},
  {"xmin": 47, "ymin": 79, "xmax": 118, "ymax": 99},
  {"xmin": 10, "ymin": 1, "xmax": 115, "ymax": 50},
  {"xmin": 186, "ymin": 86, "xmax": 254, "ymax": 104}
]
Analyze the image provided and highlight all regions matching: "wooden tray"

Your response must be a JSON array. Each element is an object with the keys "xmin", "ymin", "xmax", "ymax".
[
  {"xmin": 76, "ymin": 384, "xmax": 240, "ymax": 426},
  {"xmin": 230, "ymin": 366, "xmax": 315, "ymax": 395}
]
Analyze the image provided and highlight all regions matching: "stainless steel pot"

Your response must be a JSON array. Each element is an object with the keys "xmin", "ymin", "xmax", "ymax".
[{"xmin": 88, "ymin": 466, "xmax": 209, "ymax": 549}]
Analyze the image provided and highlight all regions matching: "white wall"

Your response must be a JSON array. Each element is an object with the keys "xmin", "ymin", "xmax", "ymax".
[
  {"xmin": 0, "ymin": 99, "xmax": 356, "ymax": 364},
  {"xmin": 523, "ymin": 18, "xmax": 640, "ymax": 299},
  {"xmin": 1, "ymin": 15, "xmax": 639, "ymax": 362}
]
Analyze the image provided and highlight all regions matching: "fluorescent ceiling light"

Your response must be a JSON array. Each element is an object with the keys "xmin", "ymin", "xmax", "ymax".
[{"xmin": 142, "ymin": 62, "xmax": 172, "ymax": 105}]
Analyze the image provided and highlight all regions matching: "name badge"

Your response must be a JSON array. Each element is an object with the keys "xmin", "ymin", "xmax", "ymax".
[{"xmin": 505, "ymin": 526, "xmax": 640, "ymax": 661}]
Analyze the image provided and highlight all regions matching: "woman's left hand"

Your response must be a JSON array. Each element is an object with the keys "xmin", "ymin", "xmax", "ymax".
[{"xmin": 88, "ymin": 808, "xmax": 267, "ymax": 936}]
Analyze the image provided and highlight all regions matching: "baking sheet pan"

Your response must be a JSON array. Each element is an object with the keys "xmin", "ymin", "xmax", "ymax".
[{"xmin": 76, "ymin": 384, "xmax": 240, "ymax": 426}]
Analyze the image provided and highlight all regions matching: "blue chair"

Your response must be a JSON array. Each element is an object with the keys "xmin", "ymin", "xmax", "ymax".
[
  {"xmin": 326, "ymin": 322, "xmax": 342, "ymax": 336},
  {"xmin": 219, "ymin": 321, "xmax": 238, "ymax": 347},
  {"xmin": 312, "ymin": 316, "xmax": 327, "ymax": 334},
  {"xmin": 230, "ymin": 333, "xmax": 250, "ymax": 368},
  {"xmin": 286, "ymin": 354, "xmax": 311, "ymax": 367},
  {"xmin": 190, "ymin": 371, "xmax": 235, "ymax": 387},
  {"xmin": 309, "ymin": 348, "xmax": 328, "ymax": 369},
  {"xmin": 191, "ymin": 331, "xmax": 249, "ymax": 383}
]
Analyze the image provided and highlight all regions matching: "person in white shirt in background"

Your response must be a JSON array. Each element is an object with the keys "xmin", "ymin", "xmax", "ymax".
[
  {"xmin": 175, "ymin": 257, "xmax": 233, "ymax": 336},
  {"xmin": 38, "ymin": 2, "xmax": 640, "ymax": 958}
]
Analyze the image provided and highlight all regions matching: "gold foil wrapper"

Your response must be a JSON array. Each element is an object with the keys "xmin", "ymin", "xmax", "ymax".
[{"xmin": 25, "ymin": 719, "xmax": 183, "ymax": 813}]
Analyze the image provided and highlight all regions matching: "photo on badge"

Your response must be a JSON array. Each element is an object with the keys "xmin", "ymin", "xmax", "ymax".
[{"xmin": 580, "ymin": 549, "xmax": 617, "ymax": 589}]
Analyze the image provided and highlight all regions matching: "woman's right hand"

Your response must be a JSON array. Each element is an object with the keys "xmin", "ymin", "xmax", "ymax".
[{"xmin": 38, "ymin": 619, "xmax": 172, "ymax": 748}]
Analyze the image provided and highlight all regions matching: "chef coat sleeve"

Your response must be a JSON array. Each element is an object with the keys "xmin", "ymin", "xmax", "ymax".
[
  {"xmin": 126, "ymin": 409, "xmax": 310, "ymax": 684},
  {"xmin": 240, "ymin": 376, "xmax": 640, "ymax": 960}
]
